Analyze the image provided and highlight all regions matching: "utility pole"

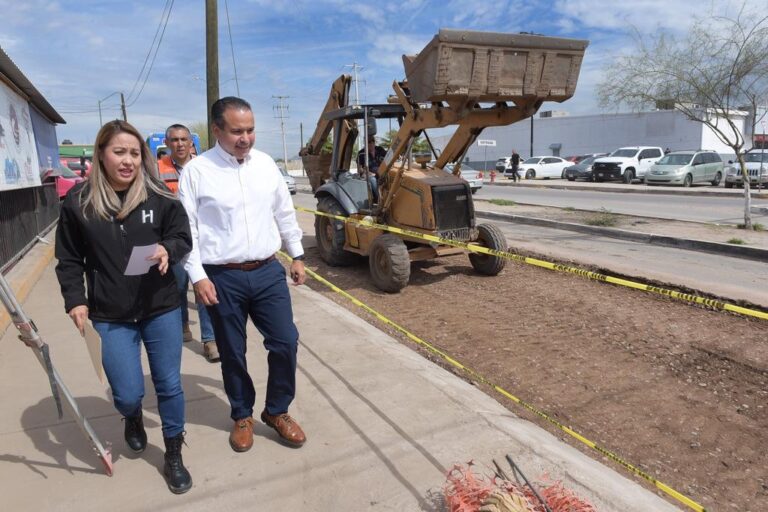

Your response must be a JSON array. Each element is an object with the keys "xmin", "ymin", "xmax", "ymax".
[
  {"xmin": 345, "ymin": 62, "xmax": 364, "ymax": 151},
  {"xmin": 120, "ymin": 92, "xmax": 127, "ymax": 121},
  {"xmin": 97, "ymin": 91, "xmax": 121, "ymax": 127},
  {"xmin": 273, "ymin": 96, "xmax": 290, "ymax": 172},
  {"xmin": 299, "ymin": 122, "xmax": 305, "ymax": 176},
  {"xmin": 529, "ymin": 115, "xmax": 534, "ymax": 158},
  {"xmin": 206, "ymin": 0, "xmax": 220, "ymax": 150}
]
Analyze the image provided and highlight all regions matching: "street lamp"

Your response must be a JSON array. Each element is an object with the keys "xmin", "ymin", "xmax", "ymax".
[{"xmin": 98, "ymin": 91, "xmax": 126, "ymax": 127}]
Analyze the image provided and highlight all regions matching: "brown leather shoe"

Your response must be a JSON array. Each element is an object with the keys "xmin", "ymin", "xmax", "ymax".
[
  {"xmin": 203, "ymin": 341, "xmax": 220, "ymax": 362},
  {"xmin": 229, "ymin": 417, "xmax": 255, "ymax": 452},
  {"xmin": 260, "ymin": 410, "xmax": 306, "ymax": 447}
]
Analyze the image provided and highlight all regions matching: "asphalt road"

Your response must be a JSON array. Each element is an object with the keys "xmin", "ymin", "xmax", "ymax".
[
  {"xmin": 292, "ymin": 192, "xmax": 767, "ymax": 308},
  {"xmin": 474, "ymin": 183, "xmax": 768, "ymax": 225}
]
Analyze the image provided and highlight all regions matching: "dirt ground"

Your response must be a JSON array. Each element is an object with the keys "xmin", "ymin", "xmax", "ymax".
[{"xmin": 293, "ymin": 209, "xmax": 767, "ymax": 512}]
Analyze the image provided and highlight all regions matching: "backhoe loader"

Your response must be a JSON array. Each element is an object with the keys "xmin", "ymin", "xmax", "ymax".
[{"xmin": 300, "ymin": 29, "xmax": 588, "ymax": 292}]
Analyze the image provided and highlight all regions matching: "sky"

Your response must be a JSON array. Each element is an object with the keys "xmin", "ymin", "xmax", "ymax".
[{"xmin": 0, "ymin": 0, "xmax": 761, "ymax": 160}]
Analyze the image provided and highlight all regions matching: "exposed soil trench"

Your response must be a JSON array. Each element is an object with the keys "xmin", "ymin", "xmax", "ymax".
[{"xmin": 293, "ymin": 236, "xmax": 767, "ymax": 511}]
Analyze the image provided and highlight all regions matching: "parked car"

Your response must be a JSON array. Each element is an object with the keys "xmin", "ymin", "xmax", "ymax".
[
  {"xmin": 564, "ymin": 154, "xmax": 602, "ymax": 164},
  {"xmin": 60, "ymin": 157, "xmax": 91, "ymax": 177},
  {"xmin": 646, "ymin": 150, "xmax": 723, "ymax": 187},
  {"xmin": 42, "ymin": 166, "xmax": 84, "ymax": 199},
  {"xmin": 279, "ymin": 167, "xmax": 297, "ymax": 194},
  {"xmin": 724, "ymin": 150, "xmax": 768, "ymax": 188},
  {"xmin": 516, "ymin": 156, "xmax": 570, "ymax": 179},
  {"xmin": 564, "ymin": 154, "xmax": 609, "ymax": 181},
  {"xmin": 593, "ymin": 146, "xmax": 664, "ymax": 183},
  {"xmin": 495, "ymin": 156, "xmax": 511, "ymax": 173},
  {"xmin": 445, "ymin": 163, "xmax": 483, "ymax": 193}
]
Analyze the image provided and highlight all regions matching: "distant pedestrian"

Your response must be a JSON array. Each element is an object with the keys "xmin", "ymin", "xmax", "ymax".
[
  {"xmin": 664, "ymin": 147, "xmax": 671, "ymax": 155},
  {"xmin": 55, "ymin": 120, "xmax": 193, "ymax": 494},
  {"xmin": 510, "ymin": 149, "xmax": 520, "ymax": 182}
]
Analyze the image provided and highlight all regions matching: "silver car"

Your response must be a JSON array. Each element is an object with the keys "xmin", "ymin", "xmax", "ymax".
[
  {"xmin": 279, "ymin": 167, "xmax": 297, "ymax": 194},
  {"xmin": 646, "ymin": 150, "xmax": 723, "ymax": 187},
  {"xmin": 445, "ymin": 163, "xmax": 483, "ymax": 194}
]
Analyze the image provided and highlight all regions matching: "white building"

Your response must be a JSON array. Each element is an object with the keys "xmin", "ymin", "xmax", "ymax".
[{"xmin": 433, "ymin": 108, "xmax": 748, "ymax": 170}]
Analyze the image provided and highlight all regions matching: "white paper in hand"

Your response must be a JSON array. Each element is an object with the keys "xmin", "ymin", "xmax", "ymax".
[{"xmin": 124, "ymin": 243, "xmax": 158, "ymax": 276}]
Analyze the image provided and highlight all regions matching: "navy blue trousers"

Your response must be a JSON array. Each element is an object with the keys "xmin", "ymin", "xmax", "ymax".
[{"xmin": 204, "ymin": 259, "xmax": 299, "ymax": 420}]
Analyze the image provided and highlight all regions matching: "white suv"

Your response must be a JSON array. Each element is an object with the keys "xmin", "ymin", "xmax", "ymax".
[
  {"xmin": 725, "ymin": 150, "xmax": 768, "ymax": 188},
  {"xmin": 593, "ymin": 146, "xmax": 664, "ymax": 184}
]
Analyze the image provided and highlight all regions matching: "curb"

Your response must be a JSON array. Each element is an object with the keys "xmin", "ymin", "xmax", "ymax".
[
  {"xmin": 476, "ymin": 210, "xmax": 768, "ymax": 262},
  {"xmin": 483, "ymin": 180, "xmax": 768, "ymax": 199},
  {"xmin": 0, "ymin": 239, "xmax": 56, "ymax": 335},
  {"xmin": 295, "ymin": 186, "xmax": 766, "ymax": 261},
  {"xmin": 297, "ymin": 178, "xmax": 768, "ymax": 200}
]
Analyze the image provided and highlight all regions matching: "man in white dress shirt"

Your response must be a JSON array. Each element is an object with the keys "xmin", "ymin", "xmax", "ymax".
[{"xmin": 178, "ymin": 97, "xmax": 307, "ymax": 452}]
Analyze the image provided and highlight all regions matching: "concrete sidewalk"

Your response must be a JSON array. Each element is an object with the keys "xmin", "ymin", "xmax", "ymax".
[{"xmin": 0, "ymin": 256, "xmax": 681, "ymax": 511}]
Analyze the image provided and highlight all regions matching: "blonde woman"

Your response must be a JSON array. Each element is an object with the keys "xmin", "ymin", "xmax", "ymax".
[{"xmin": 55, "ymin": 120, "xmax": 193, "ymax": 494}]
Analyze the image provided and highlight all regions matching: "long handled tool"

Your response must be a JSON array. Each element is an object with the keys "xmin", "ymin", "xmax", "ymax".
[{"xmin": 0, "ymin": 273, "xmax": 113, "ymax": 476}]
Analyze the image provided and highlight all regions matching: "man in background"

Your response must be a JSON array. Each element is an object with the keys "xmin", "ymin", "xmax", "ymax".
[
  {"xmin": 356, "ymin": 135, "xmax": 386, "ymax": 202},
  {"xmin": 160, "ymin": 124, "xmax": 219, "ymax": 362}
]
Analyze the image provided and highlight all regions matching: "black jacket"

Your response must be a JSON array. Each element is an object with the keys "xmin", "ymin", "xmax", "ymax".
[{"xmin": 55, "ymin": 182, "xmax": 192, "ymax": 323}]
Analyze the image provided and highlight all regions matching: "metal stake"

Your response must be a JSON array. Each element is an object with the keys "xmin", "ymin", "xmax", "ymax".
[{"xmin": 0, "ymin": 273, "xmax": 113, "ymax": 476}]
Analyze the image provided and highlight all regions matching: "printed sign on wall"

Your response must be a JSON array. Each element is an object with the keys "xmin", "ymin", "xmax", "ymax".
[{"xmin": 0, "ymin": 81, "xmax": 41, "ymax": 191}]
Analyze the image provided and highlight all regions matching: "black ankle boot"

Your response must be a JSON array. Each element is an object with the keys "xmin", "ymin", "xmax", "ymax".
[
  {"xmin": 163, "ymin": 433, "xmax": 192, "ymax": 494},
  {"xmin": 123, "ymin": 411, "xmax": 147, "ymax": 453}
]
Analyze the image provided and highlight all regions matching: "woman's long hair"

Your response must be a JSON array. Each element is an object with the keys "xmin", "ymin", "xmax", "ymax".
[{"xmin": 80, "ymin": 120, "xmax": 175, "ymax": 220}]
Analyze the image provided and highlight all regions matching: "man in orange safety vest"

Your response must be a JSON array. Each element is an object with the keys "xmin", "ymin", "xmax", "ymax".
[{"xmin": 162, "ymin": 124, "xmax": 219, "ymax": 362}]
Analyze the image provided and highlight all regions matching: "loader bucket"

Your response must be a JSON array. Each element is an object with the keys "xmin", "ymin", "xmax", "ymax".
[{"xmin": 403, "ymin": 29, "xmax": 588, "ymax": 105}]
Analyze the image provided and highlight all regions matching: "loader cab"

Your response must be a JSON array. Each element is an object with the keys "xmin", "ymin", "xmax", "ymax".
[{"xmin": 318, "ymin": 103, "xmax": 408, "ymax": 213}]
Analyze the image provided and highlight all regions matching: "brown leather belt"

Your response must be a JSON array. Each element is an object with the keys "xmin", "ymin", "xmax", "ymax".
[{"xmin": 219, "ymin": 255, "xmax": 275, "ymax": 271}]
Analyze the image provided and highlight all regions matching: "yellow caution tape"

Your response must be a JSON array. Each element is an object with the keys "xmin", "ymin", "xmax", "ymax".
[
  {"xmin": 296, "ymin": 206, "xmax": 768, "ymax": 322},
  {"xmin": 276, "ymin": 251, "xmax": 708, "ymax": 512}
]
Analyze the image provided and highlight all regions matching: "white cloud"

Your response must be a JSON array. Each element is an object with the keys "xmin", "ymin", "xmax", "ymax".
[{"xmin": 4, "ymin": 0, "xmax": 766, "ymax": 158}]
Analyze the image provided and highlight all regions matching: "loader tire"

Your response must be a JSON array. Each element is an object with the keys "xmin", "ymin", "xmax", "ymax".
[
  {"xmin": 469, "ymin": 223, "xmax": 508, "ymax": 276},
  {"xmin": 315, "ymin": 196, "xmax": 359, "ymax": 266},
  {"xmin": 369, "ymin": 234, "xmax": 410, "ymax": 293}
]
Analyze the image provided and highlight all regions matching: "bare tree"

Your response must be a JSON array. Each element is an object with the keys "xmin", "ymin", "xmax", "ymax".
[{"xmin": 598, "ymin": 5, "xmax": 768, "ymax": 229}]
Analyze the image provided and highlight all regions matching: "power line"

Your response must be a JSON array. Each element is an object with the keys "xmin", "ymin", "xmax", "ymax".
[
  {"xmin": 125, "ymin": 0, "xmax": 172, "ymax": 103},
  {"xmin": 126, "ymin": 0, "xmax": 175, "ymax": 107},
  {"xmin": 223, "ymin": 0, "xmax": 240, "ymax": 97}
]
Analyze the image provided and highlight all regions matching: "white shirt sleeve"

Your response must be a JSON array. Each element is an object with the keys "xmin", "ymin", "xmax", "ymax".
[
  {"xmin": 178, "ymin": 165, "xmax": 208, "ymax": 284},
  {"xmin": 268, "ymin": 160, "xmax": 304, "ymax": 258}
]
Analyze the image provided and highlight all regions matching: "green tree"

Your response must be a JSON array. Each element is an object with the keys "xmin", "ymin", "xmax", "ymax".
[
  {"xmin": 380, "ymin": 129, "xmax": 398, "ymax": 150},
  {"xmin": 597, "ymin": 6, "xmax": 768, "ymax": 229},
  {"xmin": 412, "ymin": 136, "xmax": 430, "ymax": 154},
  {"xmin": 320, "ymin": 135, "xmax": 333, "ymax": 154},
  {"xmin": 189, "ymin": 121, "xmax": 209, "ymax": 151}
]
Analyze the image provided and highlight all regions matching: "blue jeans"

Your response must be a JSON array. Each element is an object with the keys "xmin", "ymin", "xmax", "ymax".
[
  {"xmin": 368, "ymin": 174, "xmax": 379, "ymax": 202},
  {"xmin": 172, "ymin": 263, "xmax": 214, "ymax": 341},
  {"xmin": 203, "ymin": 259, "xmax": 299, "ymax": 420},
  {"xmin": 93, "ymin": 308, "xmax": 185, "ymax": 438}
]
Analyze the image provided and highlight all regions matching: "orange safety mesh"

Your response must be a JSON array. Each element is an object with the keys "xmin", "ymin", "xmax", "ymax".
[{"xmin": 443, "ymin": 462, "xmax": 597, "ymax": 512}]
